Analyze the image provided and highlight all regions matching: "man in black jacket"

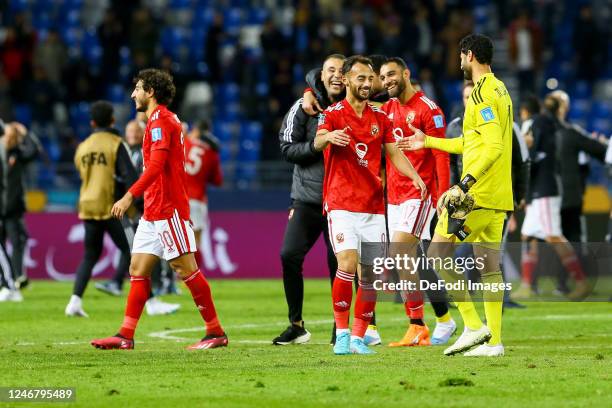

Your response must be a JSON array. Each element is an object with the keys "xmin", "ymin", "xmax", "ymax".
[
  {"xmin": 516, "ymin": 94, "xmax": 591, "ymax": 301},
  {"xmin": 3, "ymin": 122, "xmax": 42, "ymax": 289},
  {"xmin": 273, "ymin": 54, "xmax": 346, "ymax": 345},
  {"xmin": 0, "ymin": 120, "xmax": 21, "ymax": 302}
]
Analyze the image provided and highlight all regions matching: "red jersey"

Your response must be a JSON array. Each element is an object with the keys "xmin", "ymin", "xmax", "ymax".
[
  {"xmin": 382, "ymin": 92, "xmax": 449, "ymax": 205},
  {"xmin": 317, "ymin": 100, "xmax": 395, "ymax": 214},
  {"xmin": 184, "ymin": 137, "xmax": 223, "ymax": 202},
  {"xmin": 141, "ymin": 105, "xmax": 190, "ymax": 221}
]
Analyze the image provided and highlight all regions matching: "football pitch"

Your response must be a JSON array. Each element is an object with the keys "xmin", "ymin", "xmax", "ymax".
[{"xmin": 1, "ymin": 280, "xmax": 610, "ymax": 408}]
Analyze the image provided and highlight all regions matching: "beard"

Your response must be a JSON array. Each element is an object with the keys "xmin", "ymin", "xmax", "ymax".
[
  {"xmin": 462, "ymin": 66, "xmax": 472, "ymax": 80},
  {"xmin": 388, "ymin": 78, "xmax": 406, "ymax": 98},
  {"xmin": 350, "ymin": 83, "xmax": 370, "ymax": 101},
  {"xmin": 134, "ymin": 99, "xmax": 147, "ymax": 112}
]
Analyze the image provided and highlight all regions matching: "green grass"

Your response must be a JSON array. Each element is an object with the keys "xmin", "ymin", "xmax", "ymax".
[{"xmin": 1, "ymin": 280, "xmax": 610, "ymax": 407}]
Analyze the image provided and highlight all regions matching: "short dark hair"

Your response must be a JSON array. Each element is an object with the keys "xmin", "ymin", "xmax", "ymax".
[
  {"xmin": 323, "ymin": 53, "xmax": 345, "ymax": 64},
  {"xmin": 543, "ymin": 94, "xmax": 560, "ymax": 115},
  {"xmin": 383, "ymin": 56, "xmax": 407, "ymax": 70},
  {"xmin": 367, "ymin": 54, "xmax": 387, "ymax": 74},
  {"xmin": 521, "ymin": 94, "xmax": 541, "ymax": 115},
  {"xmin": 196, "ymin": 119, "xmax": 211, "ymax": 133},
  {"xmin": 459, "ymin": 34, "xmax": 494, "ymax": 65},
  {"xmin": 133, "ymin": 68, "xmax": 176, "ymax": 106},
  {"xmin": 90, "ymin": 100, "xmax": 114, "ymax": 128},
  {"xmin": 341, "ymin": 55, "xmax": 373, "ymax": 75}
]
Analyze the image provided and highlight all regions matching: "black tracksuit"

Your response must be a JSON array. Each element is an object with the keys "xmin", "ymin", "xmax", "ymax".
[{"xmin": 279, "ymin": 97, "xmax": 337, "ymax": 323}]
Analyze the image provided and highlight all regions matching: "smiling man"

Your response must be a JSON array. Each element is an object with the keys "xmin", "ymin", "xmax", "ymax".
[
  {"xmin": 91, "ymin": 69, "xmax": 227, "ymax": 351},
  {"xmin": 274, "ymin": 54, "xmax": 345, "ymax": 346},
  {"xmin": 314, "ymin": 55, "xmax": 426, "ymax": 355}
]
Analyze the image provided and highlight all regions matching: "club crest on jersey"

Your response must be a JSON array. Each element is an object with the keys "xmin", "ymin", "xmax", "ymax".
[
  {"xmin": 370, "ymin": 124, "xmax": 379, "ymax": 136},
  {"xmin": 406, "ymin": 111, "xmax": 416, "ymax": 124},
  {"xmin": 151, "ymin": 127, "xmax": 163, "ymax": 142},
  {"xmin": 336, "ymin": 233, "xmax": 344, "ymax": 243},
  {"xmin": 480, "ymin": 107, "xmax": 495, "ymax": 122},
  {"xmin": 355, "ymin": 143, "xmax": 368, "ymax": 167}
]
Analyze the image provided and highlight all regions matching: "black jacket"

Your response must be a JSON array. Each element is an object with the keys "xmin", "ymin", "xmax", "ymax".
[
  {"xmin": 556, "ymin": 122, "xmax": 607, "ymax": 209},
  {"xmin": 279, "ymin": 98, "xmax": 325, "ymax": 205},
  {"xmin": 6, "ymin": 131, "xmax": 42, "ymax": 217},
  {"xmin": 528, "ymin": 112, "xmax": 560, "ymax": 200}
]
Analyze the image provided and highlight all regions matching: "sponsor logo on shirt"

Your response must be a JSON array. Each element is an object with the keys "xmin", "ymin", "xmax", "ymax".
[
  {"xmin": 433, "ymin": 115, "xmax": 444, "ymax": 128},
  {"xmin": 392, "ymin": 127, "xmax": 404, "ymax": 141},
  {"xmin": 480, "ymin": 107, "xmax": 495, "ymax": 122},
  {"xmin": 336, "ymin": 233, "xmax": 344, "ymax": 243},
  {"xmin": 406, "ymin": 111, "xmax": 416, "ymax": 124},
  {"xmin": 151, "ymin": 127, "xmax": 163, "ymax": 142},
  {"xmin": 355, "ymin": 143, "xmax": 368, "ymax": 167}
]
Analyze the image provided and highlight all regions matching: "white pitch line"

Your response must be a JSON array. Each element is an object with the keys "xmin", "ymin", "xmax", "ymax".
[{"xmin": 8, "ymin": 314, "xmax": 612, "ymax": 347}]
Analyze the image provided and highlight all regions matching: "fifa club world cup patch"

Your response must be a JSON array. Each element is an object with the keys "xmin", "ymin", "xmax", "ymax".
[
  {"xmin": 317, "ymin": 113, "xmax": 326, "ymax": 126},
  {"xmin": 151, "ymin": 127, "xmax": 163, "ymax": 142},
  {"xmin": 433, "ymin": 115, "xmax": 444, "ymax": 128},
  {"xmin": 480, "ymin": 107, "xmax": 495, "ymax": 122},
  {"xmin": 336, "ymin": 233, "xmax": 344, "ymax": 243}
]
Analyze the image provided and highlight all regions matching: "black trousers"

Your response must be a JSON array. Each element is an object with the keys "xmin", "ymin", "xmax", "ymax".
[
  {"xmin": 4, "ymin": 215, "xmax": 28, "ymax": 281},
  {"xmin": 0, "ymin": 222, "xmax": 14, "ymax": 290},
  {"xmin": 280, "ymin": 200, "xmax": 337, "ymax": 323},
  {"xmin": 73, "ymin": 219, "xmax": 131, "ymax": 297}
]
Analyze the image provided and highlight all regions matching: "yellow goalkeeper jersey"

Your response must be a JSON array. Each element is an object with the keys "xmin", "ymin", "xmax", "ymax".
[{"xmin": 427, "ymin": 72, "xmax": 514, "ymax": 211}]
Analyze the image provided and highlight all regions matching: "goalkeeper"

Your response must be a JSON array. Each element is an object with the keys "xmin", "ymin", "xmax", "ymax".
[{"xmin": 400, "ymin": 34, "xmax": 513, "ymax": 357}]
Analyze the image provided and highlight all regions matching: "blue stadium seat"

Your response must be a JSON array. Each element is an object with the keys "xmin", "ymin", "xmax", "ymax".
[
  {"xmin": 169, "ymin": 0, "xmax": 192, "ymax": 9},
  {"xmin": 223, "ymin": 8, "xmax": 243, "ymax": 35},
  {"xmin": 568, "ymin": 98, "xmax": 591, "ymax": 121},
  {"xmin": 218, "ymin": 83, "xmax": 240, "ymax": 103},
  {"xmin": 241, "ymin": 121, "xmax": 262, "ymax": 141},
  {"xmin": 32, "ymin": 13, "xmax": 53, "ymax": 31},
  {"xmin": 591, "ymin": 101, "xmax": 611, "ymax": 119},
  {"xmin": 192, "ymin": 5, "xmax": 215, "ymax": 28},
  {"xmin": 106, "ymin": 84, "xmax": 126, "ymax": 103},
  {"xmin": 247, "ymin": 7, "xmax": 269, "ymax": 25},
  {"xmin": 13, "ymin": 105, "xmax": 32, "ymax": 127},
  {"xmin": 570, "ymin": 80, "xmax": 592, "ymax": 99},
  {"xmin": 220, "ymin": 102, "xmax": 241, "ymax": 121},
  {"xmin": 190, "ymin": 28, "xmax": 207, "ymax": 62},
  {"xmin": 82, "ymin": 29, "xmax": 101, "ymax": 65},
  {"xmin": 212, "ymin": 121, "xmax": 236, "ymax": 143},
  {"xmin": 590, "ymin": 118, "xmax": 611, "ymax": 135}
]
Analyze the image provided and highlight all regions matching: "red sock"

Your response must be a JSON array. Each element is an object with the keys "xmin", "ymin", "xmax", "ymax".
[
  {"xmin": 118, "ymin": 276, "xmax": 151, "ymax": 339},
  {"xmin": 521, "ymin": 252, "xmax": 536, "ymax": 285},
  {"xmin": 194, "ymin": 250, "xmax": 203, "ymax": 269},
  {"xmin": 183, "ymin": 269, "xmax": 224, "ymax": 336},
  {"xmin": 352, "ymin": 281, "xmax": 376, "ymax": 338},
  {"xmin": 561, "ymin": 254, "xmax": 586, "ymax": 281},
  {"xmin": 404, "ymin": 291, "xmax": 424, "ymax": 320},
  {"xmin": 332, "ymin": 269, "xmax": 354, "ymax": 330}
]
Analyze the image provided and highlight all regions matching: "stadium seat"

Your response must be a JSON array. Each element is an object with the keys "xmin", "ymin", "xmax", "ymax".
[
  {"xmin": 218, "ymin": 83, "xmax": 240, "ymax": 104},
  {"xmin": 223, "ymin": 8, "xmax": 243, "ymax": 36},
  {"xmin": 247, "ymin": 7, "xmax": 269, "ymax": 25},
  {"xmin": 571, "ymin": 80, "xmax": 592, "ymax": 99},
  {"xmin": 241, "ymin": 121, "xmax": 263, "ymax": 141},
  {"xmin": 568, "ymin": 98, "xmax": 591, "ymax": 121},
  {"xmin": 591, "ymin": 101, "xmax": 611, "ymax": 119},
  {"xmin": 213, "ymin": 121, "xmax": 237, "ymax": 143},
  {"xmin": 106, "ymin": 84, "xmax": 127, "ymax": 103},
  {"xmin": 590, "ymin": 118, "xmax": 611, "ymax": 135},
  {"xmin": 169, "ymin": 0, "xmax": 192, "ymax": 9},
  {"xmin": 13, "ymin": 105, "xmax": 32, "ymax": 127}
]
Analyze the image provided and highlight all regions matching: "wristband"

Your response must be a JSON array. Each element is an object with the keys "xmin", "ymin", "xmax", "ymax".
[
  {"xmin": 459, "ymin": 174, "xmax": 476, "ymax": 192},
  {"xmin": 304, "ymin": 87, "xmax": 314, "ymax": 94}
]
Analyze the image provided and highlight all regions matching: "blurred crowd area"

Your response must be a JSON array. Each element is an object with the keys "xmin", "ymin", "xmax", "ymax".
[{"xmin": 0, "ymin": 0, "xmax": 610, "ymax": 193}]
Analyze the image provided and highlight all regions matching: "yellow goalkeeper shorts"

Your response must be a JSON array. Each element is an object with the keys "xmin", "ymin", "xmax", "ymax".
[{"xmin": 435, "ymin": 208, "xmax": 507, "ymax": 248}]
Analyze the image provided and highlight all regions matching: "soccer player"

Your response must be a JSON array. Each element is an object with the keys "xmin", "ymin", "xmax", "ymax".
[
  {"xmin": 403, "ymin": 34, "xmax": 513, "ymax": 357},
  {"xmin": 379, "ymin": 57, "xmax": 457, "ymax": 346},
  {"xmin": 517, "ymin": 91, "xmax": 602, "ymax": 300},
  {"xmin": 65, "ymin": 101, "xmax": 137, "ymax": 317},
  {"xmin": 91, "ymin": 69, "xmax": 227, "ymax": 350},
  {"xmin": 184, "ymin": 120, "xmax": 223, "ymax": 268},
  {"xmin": 315, "ymin": 55, "xmax": 426, "ymax": 355},
  {"xmin": 4, "ymin": 121, "xmax": 41, "ymax": 290}
]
